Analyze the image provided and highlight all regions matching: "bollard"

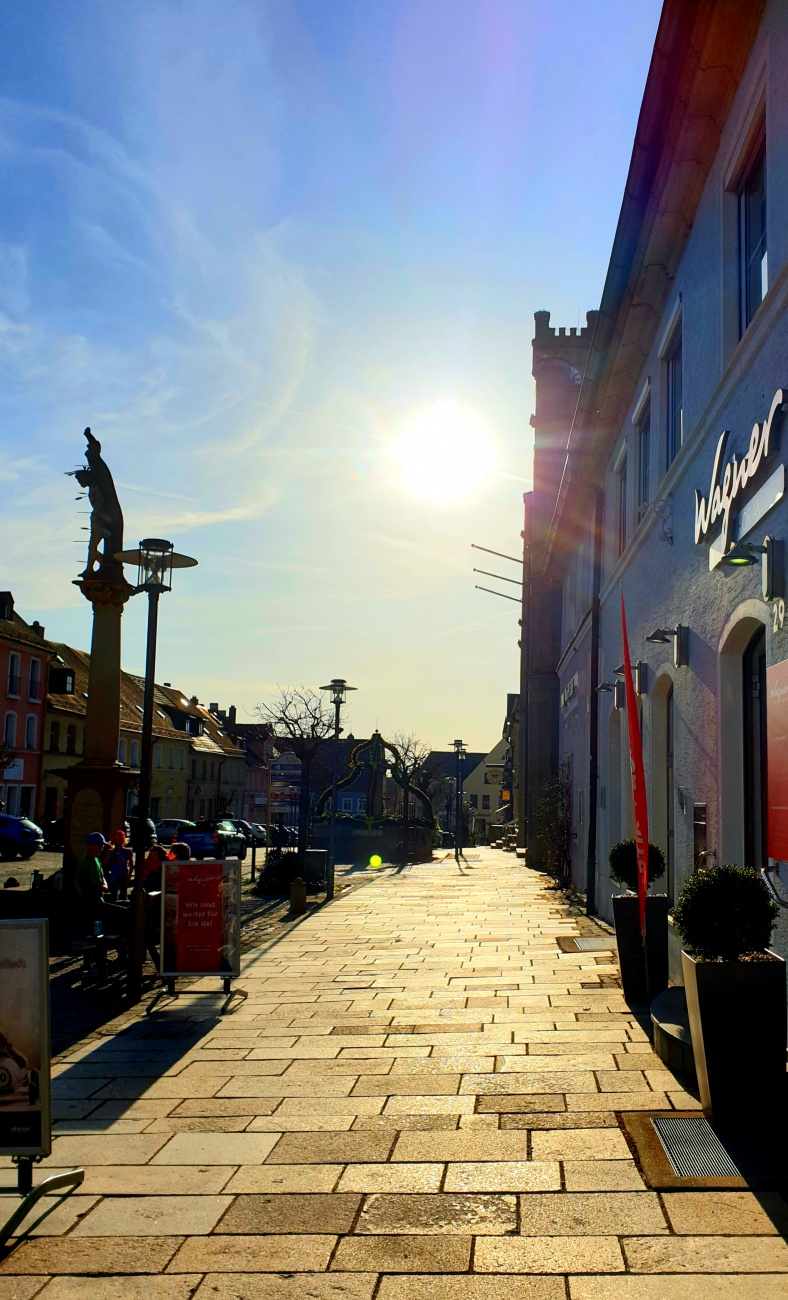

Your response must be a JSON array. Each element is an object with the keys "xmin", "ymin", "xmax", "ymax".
[
  {"xmin": 290, "ymin": 876, "xmax": 307, "ymax": 916},
  {"xmin": 250, "ymin": 842, "xmax": 256, "ymax": 882}
]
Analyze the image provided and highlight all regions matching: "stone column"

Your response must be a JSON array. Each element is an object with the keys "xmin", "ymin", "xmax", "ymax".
[{"xmin": 74, "ymin": 576, "xmax": 133, "ymax": 765}]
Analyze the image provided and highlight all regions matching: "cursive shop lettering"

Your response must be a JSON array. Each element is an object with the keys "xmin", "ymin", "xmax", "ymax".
[{"xmin": 694, "ymin": 387, "xmax": 786, "ymax": 553}]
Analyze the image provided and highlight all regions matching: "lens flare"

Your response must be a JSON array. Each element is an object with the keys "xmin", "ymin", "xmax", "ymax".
[
  {"xmin": 397, "ymin": 399, "xmax": 493, "ymax": 502},
  {"xmin": 369, "ymin": 854, "xmax": 383, "ymax": 868}
]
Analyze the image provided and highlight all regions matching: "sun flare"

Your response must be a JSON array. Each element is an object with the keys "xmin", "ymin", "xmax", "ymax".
[{"xmin": 396, "ymin": 400, "xmax": 493, "ymax": 502}]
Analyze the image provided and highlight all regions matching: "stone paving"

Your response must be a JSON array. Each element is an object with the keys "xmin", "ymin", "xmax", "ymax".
[{"xmin": 2, "ymin": 849, "xmax": 788, "ymax": 1298}]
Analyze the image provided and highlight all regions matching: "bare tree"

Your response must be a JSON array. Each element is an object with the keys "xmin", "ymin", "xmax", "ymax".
[
  {"xmin": 255, "ymin": 688, "xmax": 335, "ymax": 861},
  {"xmin": 391, "ymin": 732, "xmax": 431, "ymax": 864}
]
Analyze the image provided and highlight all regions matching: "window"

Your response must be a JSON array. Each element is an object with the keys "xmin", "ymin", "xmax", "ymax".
[
  {"xmin": 358, "ymin": 797, "xmax": 367, "ymax": 812},
  {"xmin": 3, "ymin": 711, "xmax": 16, "ymax": 747},
  {"xmin": 25, "ymin": 715, "xmax": 36, "ymax": 750},
  {"xmin": 469, "ymin": 794, "xmax": 478, "ymax": 809},
  {"xmin": 739, "ymin": 138, "xmax": 767, "ymax": 333},
  {"xmin": 666, "ymin": 330, "xmax": 683, "ymax": 466},
  {"xmin": 7, "ymin": 653, "xmax": 20, "ymax": 698},
  {"xmin": 118, "ymin": 737, "xmax": 127, "ymax": 764},
  {"xmin": 342, "ymin": 797, "xmax": 353, "ymax": 812},
  {"xmin": 616, "ymin": 455, "xmax": 628, "ymax": 557},
  {"xmin": 178, "ymin": 748, "xmax": 185, "ymax": 771},
  {"xmin": 66, "ymin": 724, "xmax": 76, "ymax": 755},
  {"xmin": 49, "ymin": 721, "xmax": 60, "ymax": 753},
  {"xmin": 636, "ymin": 399, "xmax": 651, "ymax": 519},
  {"xmin": 19, "ymin": 786, "xmax": 32, "ymax": 817},
  {"xmin": 28, "ymin": 659, "xmax": 41, "ymax": 702},
  {"xmin": 154, "ymin": 744, "xmax": 162, "ymax": 769},
  {"xmin": 482, "ymin": 794, "xmax": 490, "ymax": 811},
  {"xmin": 167, "ymin": 746, "xmax": 174, "ymax": 770},
  {"xmin": 130, "ymin": 739, "xmax": 139, "ymax": 768}
]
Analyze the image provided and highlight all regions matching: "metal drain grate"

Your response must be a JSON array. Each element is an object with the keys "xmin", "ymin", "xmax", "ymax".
[{"xmin": 652, "ymin": 1115, "xmax": 741, "ymax": 1178}]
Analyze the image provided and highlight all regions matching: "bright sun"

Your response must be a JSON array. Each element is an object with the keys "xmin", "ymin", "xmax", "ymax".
[{"xmin": 397, "ymin": 399, "xmax": 493, "ymax": 502}]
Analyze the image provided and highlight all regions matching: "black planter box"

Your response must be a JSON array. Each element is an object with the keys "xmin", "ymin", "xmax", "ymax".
[
  {"xmin": 682, "ymin": 950, "xmax": 787, "ymax": 1135},
  {"xmin": 612, "ymin": 894, "xmax": 669, "ymax": 1007}
]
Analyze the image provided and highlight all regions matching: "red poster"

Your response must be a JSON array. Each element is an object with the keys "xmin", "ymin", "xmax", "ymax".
[
  {"xmin": 620, "ymin": 588, "xmax": 649, "ymax": 936},
  {"xmin": 162, "ymin": 861, "xmax": 240, "ymax": 975},
  {"xmin": 766, "ymin": 659, "xmax": 788, "ymax": 861}
]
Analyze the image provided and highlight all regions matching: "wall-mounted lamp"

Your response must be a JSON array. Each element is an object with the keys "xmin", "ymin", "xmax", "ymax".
[
  {"xmin": 645, "ymin": 623, "xmax": 688, "ymax": 669},
  {"xmin": 597, "ymin": 682, "xmax": 614, "ymax": 693},
  {"xmin": 718, "ymin": 535, "xmax": 784, "ymax": 599},
  {"xmin": 610, "ymin": 662, "xmax": 645, "ymax": 693}
]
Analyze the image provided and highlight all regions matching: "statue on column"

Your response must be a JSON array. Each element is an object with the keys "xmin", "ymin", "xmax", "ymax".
[{"xmin": 69, "ymin": 428, "xmax": 125, "ymax": 580}]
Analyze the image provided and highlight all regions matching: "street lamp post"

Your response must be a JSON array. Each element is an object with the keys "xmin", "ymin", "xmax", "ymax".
[
  {"xmin": 320, "ymin": 678, "xmax": 356, "ymax": 901},
  {"xmin": 451, "ymin": 738, "xmax": 467, "ymax": 863},
  {"xmin": 115, "ymin": 538, "xmax": 197, "ymax": 1003}
]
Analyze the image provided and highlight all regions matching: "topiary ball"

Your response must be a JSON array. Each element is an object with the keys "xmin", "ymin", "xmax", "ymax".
[
  {"xmin": 673, "ymin": 863, "xmax": 779, "ymax": 961},
  {"xmin": 608, "ymin": 839, "xmax": 666, "ymax": 890}
]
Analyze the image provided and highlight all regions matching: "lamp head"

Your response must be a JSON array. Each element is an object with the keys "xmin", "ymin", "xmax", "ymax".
[
  {"xmin": 720, "ymin": 540, "xmax": 762, "ymax": 566},
  {"xmin": 645, "ymin": 628, "xmax": 674, "ymax": 643}
]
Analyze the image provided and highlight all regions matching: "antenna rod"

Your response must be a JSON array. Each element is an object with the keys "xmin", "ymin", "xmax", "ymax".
[
  {"xmin": 473, "ymin": 568, "xmax": 522, "ymax": 587},
  {"xmin": 471, "ymin": 544, "xmax": 523, "ymax": 565},
  {"xmin": 475, "ymin": 585, "xmax": 521, "ymax": 604}
]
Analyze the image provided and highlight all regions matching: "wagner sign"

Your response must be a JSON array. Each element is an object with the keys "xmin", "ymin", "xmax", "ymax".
[
  {"xmin": 695, "ymin": 388, "xmax": 786, "ymax": 566},
  {"xmin": 161, "ymin": 860, "xmax": 241, "ymax": 978}
]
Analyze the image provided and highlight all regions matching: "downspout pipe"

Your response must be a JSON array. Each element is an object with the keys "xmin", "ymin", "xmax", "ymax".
[{"xmin": 586, "ymin": 486, "xmax": 604, "ymax": 916}]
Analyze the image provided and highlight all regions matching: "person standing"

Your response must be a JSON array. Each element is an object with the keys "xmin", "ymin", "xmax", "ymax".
[{"xmin": 105, "ymin": 829, "xmax": 134, "ymax": 901}]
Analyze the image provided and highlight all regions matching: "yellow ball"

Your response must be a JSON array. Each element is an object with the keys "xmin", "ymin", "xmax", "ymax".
[{"xmin": 369, "ymin": 854, "xmax": 383, "ymax": 868}]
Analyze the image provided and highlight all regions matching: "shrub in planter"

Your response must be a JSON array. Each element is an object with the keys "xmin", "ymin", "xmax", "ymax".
[
  {"xmin": 673, "ymin": 862, "xmax": 778, "ymax": 960},
  {"xmin": 673, "ymin": 863, "xmax": 785, "ymax": 1134},
  {"xmin": 608, "ymin": 839, "xmax": 668, "ymax": 1006},
  {"xmin": 608, "ymin": 839, "xmax": 666, "ymax": 891}
]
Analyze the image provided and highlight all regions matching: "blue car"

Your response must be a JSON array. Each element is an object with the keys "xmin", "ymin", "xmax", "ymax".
[{"xmin": 0, "ymin": 815, "xmax": 45, "ymax": 862}]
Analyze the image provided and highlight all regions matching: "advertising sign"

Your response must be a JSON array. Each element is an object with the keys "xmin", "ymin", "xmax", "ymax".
[
  {"xmin": 161, "ymin": 860, "xmax": 240, "ymax": 978},
  {"xmin": 766, "ymin": 659, "xmax": 788, "ymax": 861},
  {"xmin": 0, "ymin": 920, "xmax": 50, "ymax": 1157}
]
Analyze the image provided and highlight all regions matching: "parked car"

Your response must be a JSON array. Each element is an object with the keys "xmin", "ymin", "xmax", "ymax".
[
  {"xmin": 179, "ymin": 819, "xmax": 247, "ymax": 861},
  {"xmin": 250, "ymin": 823, "xmax": 268, "ymax": 847},
  {"xmin": 228, "ymin": 819, "xmax": 256, "ymax": 844},
  {"xmin": 156, "ymin": 819, "xmax": 196, "ymax": 846},
  {"xmin": 0, "ymin": 815, "xmax": 45, "ymax": 862}
]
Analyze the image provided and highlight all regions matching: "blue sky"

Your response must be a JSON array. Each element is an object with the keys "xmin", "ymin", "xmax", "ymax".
[{"xmin": 0, "ymin": 0, "xmax": 661, "ymax": 749}]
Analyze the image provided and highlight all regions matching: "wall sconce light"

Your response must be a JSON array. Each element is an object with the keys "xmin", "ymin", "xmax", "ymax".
[
  {"xmin": 718, "ymin": 535, "xmax": 784, "ymax": 599},
  {"xmin": 597, "ymin": 682, "xmax": 614, "ymax": 693},
  {"xmin": 645, "ymin": 624, "xmax": 688, "ymax": 669},
  {"xmin": 610, "ymin": 663, "xmax": 645, "ymax": 693},
  {"xmin": 614, "ymin": 681, "xmax": 626, "ymax": 710}
]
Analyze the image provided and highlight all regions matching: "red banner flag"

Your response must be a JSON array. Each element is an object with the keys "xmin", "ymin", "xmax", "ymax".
[{"xmin": 620, "ymin": 586, "xmax": 649, "ymax": 936}]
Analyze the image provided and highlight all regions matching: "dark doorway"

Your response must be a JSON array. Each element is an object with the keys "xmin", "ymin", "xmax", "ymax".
[
  {"xmin": 743, "ymin": 626, "xmax": 767, "ymax": 868},
  {"xmin": 666, "ymin": 685, "xmax": 675, "ymax": 897}
]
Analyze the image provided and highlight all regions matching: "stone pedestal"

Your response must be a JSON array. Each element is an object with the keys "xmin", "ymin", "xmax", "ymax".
[{"xmin": 61, "ymin": 573, "xmax": 135, "ymax": 880}]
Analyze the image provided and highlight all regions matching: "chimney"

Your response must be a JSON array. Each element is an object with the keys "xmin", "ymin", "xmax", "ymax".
[
  {"xmin": 0, "ymin": 592, "xmax": 14, "ymax": 621},
  {"xmin": 163, "ymin": 681, "xmax": 172, "ymax": 687},
  {"xmin": 209, "ymin": 702, "xmax": 219, "ymax": 714},
  {"xmin": 30, "ymin": 621, "xmax": 45, "ymax": 638},
  {"xmin": 228, "ymin": 705, "xmax": 237, "ymax": 726}
]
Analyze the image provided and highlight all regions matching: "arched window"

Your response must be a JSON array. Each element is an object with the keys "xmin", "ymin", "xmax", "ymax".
[
  {"xmin": 167, "ymin": 746, "xmax": 174, "ymax": 770},
  {"xmin": 66, "ymin": 725, "xmax": 76, "ymax": 755},
  {"xmin": 154, "ymin": 743, "xmax": 163, "ymax": 769},
  {"xmin": 118, "ymin": 737, "xmax": 127, "ymax": 765},
  {"xmin": 49, "ymin": 721, "xmax": 60, "ymax": 753},
  {"xmin": 4, "ymin": 711, "xmax": 17, "ymax": 747},
  {"xmin": 25, "ymin": 715, "xmax": 37, "ymax": 750},
  {"xmin": 130, "ymin": 739, "xmax": 139, "ymax": 768},
  {"xmin": 178, "ymin": 748, "xmax": 185, "ymax": 771}
]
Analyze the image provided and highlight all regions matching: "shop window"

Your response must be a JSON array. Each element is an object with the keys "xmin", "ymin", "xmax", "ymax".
[
  {"xmin": 739, "ymin": 138, "xmax": 767, "ymax": 334},
  {"xmin": 7, "ymin": 653, "xmax": 20, "ymax": 698},
  {"xmin": 665, "ymin": 328, "xmax": 683, "ymax": 467},
  {"xmin": 28, "ymin": 659, "xmax": 41, "ymax": 702},
  {"xmin": 743, "ymin": 626, "xmax": 767, "ymax": 868},
  {"xmin": 5, "ymin": 786, "xmax": 19, "ymax": 815},
  {"xmin": 636, "ymin": 399, "xmax": 651, "ymax": 520},
  {"xmin": 19, "ymin": 786, "xmax": 33, "ymax": 817},
  {"xmin": 25, "ymin": 715, "xmax": 36, "ymax": 750},
  {"xmin": 616, "ymin": 455, "xmax": 628, "ymax": 557},
  {"xmin": 49, "ymin": 721, "xmax": 60, "ymax": 753},
  {"xmin": 4, "ymin": 711, "xmax": 17, "ymax": 748}
]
